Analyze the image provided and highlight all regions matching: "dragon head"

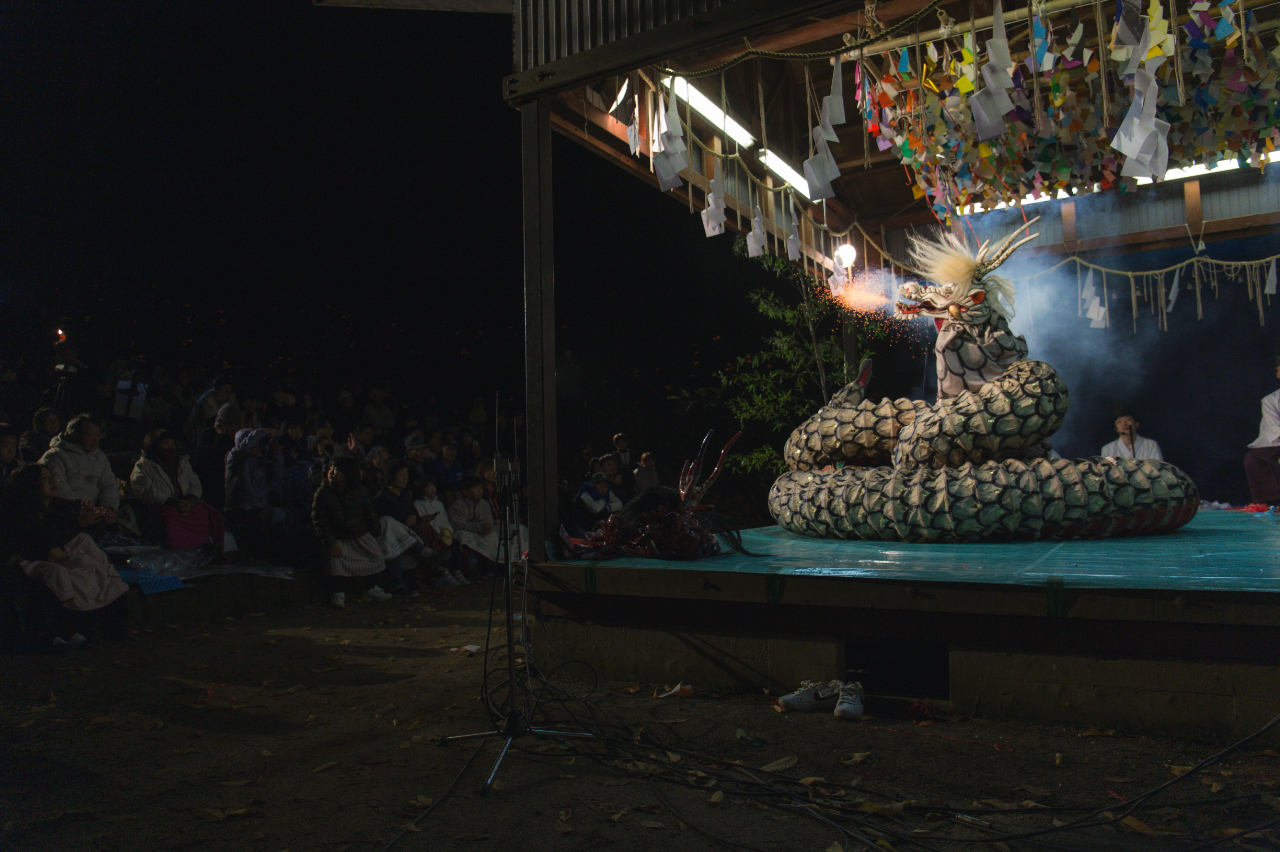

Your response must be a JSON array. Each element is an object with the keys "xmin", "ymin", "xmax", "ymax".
[
  {"xmin": 900, "ymin": 217, "xmax": 1041, "ymax": 331},
  {"xmin": 896, "ymin": 281, "xmax": 993, "ymax": 331}
]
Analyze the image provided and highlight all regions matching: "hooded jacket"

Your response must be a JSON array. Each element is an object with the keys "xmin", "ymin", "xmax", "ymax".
[
  {"xmin": 130, "ymin": 451, "xmax": 202, "ymax": 507},
  {"xmin": 39, "ymin": 434, "xmax": 120, "ymax": 510},
  {"xmin": 224, "ymin": 429, "xmax": 283, "ymax": 513}
]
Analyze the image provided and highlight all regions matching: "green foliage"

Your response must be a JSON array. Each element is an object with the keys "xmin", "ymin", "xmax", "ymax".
[{"xmin": 701, "ymin": 237, "xmax": 884, "ymax": 475}]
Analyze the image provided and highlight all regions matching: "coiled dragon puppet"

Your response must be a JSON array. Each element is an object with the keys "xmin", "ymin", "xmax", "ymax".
[{"xmin": 771, "ymin": 218, "xmax": 1198, "ymax": 543}]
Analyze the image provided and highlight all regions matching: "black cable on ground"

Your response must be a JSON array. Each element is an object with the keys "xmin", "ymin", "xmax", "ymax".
[{"xmin": 376, "ymin": 742, "xmax": 483, "ymax": 852}]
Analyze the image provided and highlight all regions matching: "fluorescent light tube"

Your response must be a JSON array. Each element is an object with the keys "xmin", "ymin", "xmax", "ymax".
[
  {"xmin": 759, "ymin": 149, "xmax": 811, "ymax": 200},
  {"xmin": 662, "ymin": 76, "xmax": 756, "ymax": 148}
]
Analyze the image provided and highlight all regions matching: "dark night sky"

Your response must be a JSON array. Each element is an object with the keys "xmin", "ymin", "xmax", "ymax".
[{"xmin": 2, "ymin": 2, "xmax": 783, "ymax": 394}]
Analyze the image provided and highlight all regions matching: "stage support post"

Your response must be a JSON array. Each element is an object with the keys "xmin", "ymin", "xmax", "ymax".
[{"xmin": 522, "ymin": 96, "xmax": 557, "ymax": 562}]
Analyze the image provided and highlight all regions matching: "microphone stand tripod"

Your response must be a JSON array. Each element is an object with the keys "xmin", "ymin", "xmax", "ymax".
[{"xmin": 438, "ymin": 452, "xmax": 593, "ymax": 795}]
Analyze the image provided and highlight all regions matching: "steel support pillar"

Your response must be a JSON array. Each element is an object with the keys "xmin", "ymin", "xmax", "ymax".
[{"xmin": 522, "ymin": 97, "xmax": 557, "ymax": 562}]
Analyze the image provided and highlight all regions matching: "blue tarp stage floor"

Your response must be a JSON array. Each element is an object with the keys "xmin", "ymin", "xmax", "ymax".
[{"xmin": 575, "ymin": 510, "xmax": 1280, "ymax": 593}]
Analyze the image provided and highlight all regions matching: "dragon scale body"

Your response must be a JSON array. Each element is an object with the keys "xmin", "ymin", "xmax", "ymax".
[{"xmin": 768, "ymin": 220, "xmax": 1198, "ymax": 544}]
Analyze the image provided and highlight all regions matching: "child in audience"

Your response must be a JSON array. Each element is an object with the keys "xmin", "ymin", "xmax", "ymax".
[
  {"xmin": 449, "ymin": 476, "xmax": 497, "ymax": 580},
  {"xmin": 634, "ymin": 451, "xmax": 659, "ymax": 493},
  {"xmin": 311, "ymin": 456, "xmax": 391, "ymax": 608}
]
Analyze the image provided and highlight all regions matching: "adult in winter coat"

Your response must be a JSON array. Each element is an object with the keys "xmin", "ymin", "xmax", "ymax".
[
  {"xmin": 2, "ymin": 463, "xmax": 128, "ymax": 648},
  {"xmin": 311, "ymin": 456, "xmax": 391, "ymax": 608},
  {"xmin": 38, "ymin": 414, "xmax": 119, "ymax": 525},
  {"xmin": 129, "ymin": 429, "xmax": 225, "ymax": 551},
  {"xmin": 224, "ymin": 428, "xmax": 284, "ymax": 520}
]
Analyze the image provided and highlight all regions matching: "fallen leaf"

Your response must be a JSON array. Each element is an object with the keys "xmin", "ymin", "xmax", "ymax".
[
  {"xmin": 709, "ymin": 791, "xmax": 724, "ymax": 806},
  {"xmin": 409, "ymin": 796, "xmax": 433, "ymax": 808},
  {"xmin": 760, "ymin": 756, "xmax": 798, "ymax": 773},
  {"xmin": 313, "ymin": 762, "xmax": 337, "ymax": 773},
  {"xmin": 1120, "ymin": 816, "xmax": 1156, "ymax": 836},
  {"xmin": 826, "ymin": 843, "xmax": 843, "ymax": 852},
  {"xmin": 799, "ymin": 777, "xmax": 826, "ymax": 786},
  {"xmin": 558, "ymin": 809, "xmax": 571, "ymax": 821},
  {"xmin": 402, "ymin": 823, "xmax": 420, "ymax": 833},
  {"xmin": 639, "ymin": 820, "xmax": 665, "ymax": 829},
  {"xmin": 875, "ymin": 840, "xmax": 896, "ymax": 851},
  {"xmin": 1054, "ymin": 753, "xmax": 1062, "ymax": 766},
  {"xmin": 841, "ymin": 752, "xmax": 872, "ymax": 766},
  {"xmin": 665, "ymin": 751, "xmax": 682, "ymax": 763},
  {"xmin": 1167, "ymin": 765, "xmax": 1193, "ymax": 777}
]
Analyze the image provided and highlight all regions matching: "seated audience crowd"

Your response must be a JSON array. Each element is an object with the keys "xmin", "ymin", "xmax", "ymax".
[{"xmin": 0, "ymin": 355, "xmax": 660, "ymax": 647}]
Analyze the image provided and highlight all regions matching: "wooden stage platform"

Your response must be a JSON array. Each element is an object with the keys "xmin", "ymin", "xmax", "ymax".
[{"xmin": 529, "ymin": 511, "xmax": 1280, "ymax": 739}]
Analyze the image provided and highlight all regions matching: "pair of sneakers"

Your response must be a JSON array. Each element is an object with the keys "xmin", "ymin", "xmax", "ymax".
[
  {"xmin": 778, "ymin": 679, "xmax": 865, "ymax": 720},
  {"xmin": 430, "ymin": 571, "xmax": 473, "ymax": 590},
  {"xmin": 329, "ymin": 585, "xmax": 393, "ymax": 609}
]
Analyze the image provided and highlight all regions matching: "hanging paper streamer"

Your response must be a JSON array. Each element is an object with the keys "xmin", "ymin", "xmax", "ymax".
[
  {"xmin": 700, "ymin": 158, "xmax": 727, "ymax": 237},
  {"xmin": 803, "ymin": 127, "xmax": 840, "ymax": 200},
  {"xmin": 828, "ymin": 260, "xmax": 849, "ymax": 295},
  {"xmin": 652, "ymin": 92, "xmax": 688, "ymax": 191},
  {"xmin": 1081, "ymin": 268, "xmax": 1109, "ymax": 328},
  {"xmin": 786, "ymin": 194, "xmax": 802, "ymax": 261},
  {"xmin": 828, "ymin": 55, "xmax": 846, "ymax": 125},
  {"xmin": 1166, "ymin": 266, "xmax": 1180, "ymax": 312},
  {"xmin": 1113, "ymin": 69, "xmax": 1170, "ymax": 179},
  {"xmin": 1267, "ymin": 259, "xmax": 1278, "ymax": 295},
  {"xmin": 747, "ymin": 205, "xmax": 767, "ymax": 257}
]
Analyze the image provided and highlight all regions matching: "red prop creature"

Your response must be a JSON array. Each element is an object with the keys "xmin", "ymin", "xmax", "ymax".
[{"xmin": 562, "ymin": 431, "xmax": 745, "ymax": 561}]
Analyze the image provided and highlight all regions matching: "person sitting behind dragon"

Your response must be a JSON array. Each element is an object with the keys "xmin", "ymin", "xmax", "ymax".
[{"xmin": 896, "ymin": 219, "xmax": 1039, "ymax": 401}]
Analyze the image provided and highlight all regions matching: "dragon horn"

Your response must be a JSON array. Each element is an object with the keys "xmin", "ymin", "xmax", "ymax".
[
  {"xmin": 975, "ymin": 239, "xmax": 992, "ymax": 262},
  {"xmin": 683, "ymin": 431, "xmax": 743, "ymax": 508},
  {"xmin": 679, "ymin": 430, "xmax": 715, "ymax": 501},
  {"xmin": 989, "ymin": 231, "xmax": 1041, "ymax": 269},
  {"xmin": 983, "ymin": 216, "xmax": 1043, "ymax": 270}
]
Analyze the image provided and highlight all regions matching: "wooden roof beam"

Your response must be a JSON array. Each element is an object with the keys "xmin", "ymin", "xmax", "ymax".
[{"xmin": 678, "ymin": 0, "xmax": 937, "ymax": 73}]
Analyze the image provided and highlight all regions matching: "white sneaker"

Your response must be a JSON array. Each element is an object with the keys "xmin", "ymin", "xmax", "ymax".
[
  {"xmin": 834, "ymin": 681, "xmax": 865, "ymax": 720},
  {"xmin": 450, "ymin": 570, "xmax": 472, "ymax": 586},
  {"xmin": 364, "ymin": 585, "xmax": 393, "ymax": 602},
  {"xmin": 330, "ymin": 592, "xmax": 346, "ymax": 609},
  {"xmin": 778, "ymin": 680, "xmax": 841, "ymax": 712}
]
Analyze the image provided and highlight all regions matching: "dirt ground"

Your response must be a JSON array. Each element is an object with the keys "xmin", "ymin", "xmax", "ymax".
[{"xmin": 3, "ymin": 581, "xmax": 1279, "ymax": 852}]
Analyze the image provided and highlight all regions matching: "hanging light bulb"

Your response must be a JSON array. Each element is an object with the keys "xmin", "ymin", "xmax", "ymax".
[{"xmin": 835, "ymin": 243, "xmax": 858, "ymax": 268}]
